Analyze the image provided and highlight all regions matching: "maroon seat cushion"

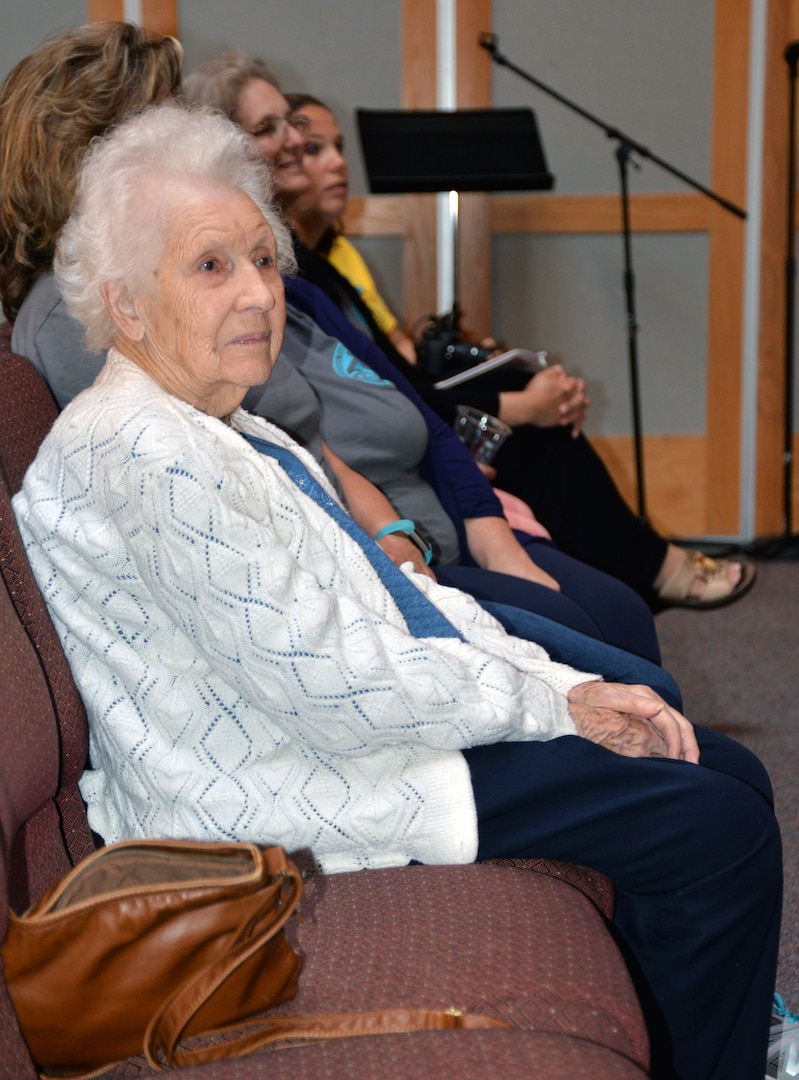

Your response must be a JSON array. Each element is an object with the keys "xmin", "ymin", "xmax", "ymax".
[
  {"xmin": 279, "ymin": 865, "xmax": 645, "ymax": 1063},
  {"xmin": 0, "ymin": 462, "xmax": 94, "ymax": 903},
  {"xmin": 0, "ymin": 323, "xmax": 59, "ymax": 496},
  {"xmin": 0, "ymin": 553, "xmax": 65, "ymax": 1078},
  {"xmin": 482, "ymin": 855, "xmax": 615, "ymax": 919},
  {"xmin": 0, "ymin": 322, "xmax": 641, "ymax": 1080},
  {"xmin": 100, "ymin": 864, "xmax": 648, "ymax": 1079}
]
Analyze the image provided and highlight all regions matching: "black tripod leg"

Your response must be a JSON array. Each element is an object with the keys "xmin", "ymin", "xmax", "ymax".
[{"xmin": 617, "ymin": 141, "xmax": 647, "ymax": 521}]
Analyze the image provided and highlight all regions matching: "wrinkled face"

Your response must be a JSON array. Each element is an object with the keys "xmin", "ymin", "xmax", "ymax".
[
  {"xmin": 235, "ymin": 77, "xmax": 309, "ymax": 206},
  {"xmin": 124, "ymin": 186, "xmax": 286, "ymax": 418},
  {"xmin": 294, "ymin": 104, "xmax": 348, "ymax": 225}
]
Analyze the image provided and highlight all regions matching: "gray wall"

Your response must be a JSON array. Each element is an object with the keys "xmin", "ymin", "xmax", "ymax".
[
  {"xmin": 0, "ymin": 2, "xmax": 719, "ymax": 439},
  {"xmin": 178, "ymin": 1, "xmax": 402, "ymax": 199},
  {"xmin": 0, "ymin": 0, "xmax": 87, "ymax": 78},
  {"xmin": 489, "ymin": 0, "xmax": 716, "ymax": 438},
  {"xmin": 493, "ymin": 1, "xmax": 715, "ymax": 195}
]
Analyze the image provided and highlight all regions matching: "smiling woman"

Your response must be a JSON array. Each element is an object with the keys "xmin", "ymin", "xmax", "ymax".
[
  {"xmin": 289, "ymin": 96, "xmax": 350, "ymax": 243},
  {"xmin": 287, "ymin": 93, "xmax": 407, "ymax": 355},
  {"xmin": 183, "ymin": 52, "xmax": 310, "ymax": 211}
]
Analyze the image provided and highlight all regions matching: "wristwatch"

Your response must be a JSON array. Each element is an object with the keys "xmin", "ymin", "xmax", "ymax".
[{"xmin": 373, "ymin": 519, "xmax": 435, "ymax": 565}]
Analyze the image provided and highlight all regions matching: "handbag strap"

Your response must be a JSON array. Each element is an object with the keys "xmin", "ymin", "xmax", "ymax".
[
  {"xmin": 158, "ymin": 1006, "xmax": 511, "ymax": 1069},
  {"xmin": 145, "ymin": 856, "xmax": 509, "ymax": 1069},
  {"xmin": 144, "ymin": 859, "xmax": 304, "ymax": 1068}
]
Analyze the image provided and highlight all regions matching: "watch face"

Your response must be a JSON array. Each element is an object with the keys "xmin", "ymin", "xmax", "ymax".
[
  {"xmin": 409, "ymin": 530, "xmax": 435, "ymax": 565},
  {"xmin": 414, "ymin": 527, "xmax": 439, "ymax": 566},
  {"xmin": 374, "ymin": 521, "xmax": 437, "ymax": 565}
]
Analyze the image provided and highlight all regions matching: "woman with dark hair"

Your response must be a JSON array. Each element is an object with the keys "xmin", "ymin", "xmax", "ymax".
[
  {"xmin": 283, "ymin": 92, "xmax": 755, "ymax": 612},
  {"xmin": 182, "ymin": 54, "xmax": 681, "ymax": 659}
]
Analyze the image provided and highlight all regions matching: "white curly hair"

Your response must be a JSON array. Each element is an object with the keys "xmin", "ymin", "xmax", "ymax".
[{"xmin": 55, "ymin": 102, "xmax": 296, "ymax": 352}]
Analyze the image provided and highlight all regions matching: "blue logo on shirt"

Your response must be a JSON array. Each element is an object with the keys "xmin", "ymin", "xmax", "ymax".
[{"xmin": 331, "ymin": 343, "xmax": 392, "ymax": 386}]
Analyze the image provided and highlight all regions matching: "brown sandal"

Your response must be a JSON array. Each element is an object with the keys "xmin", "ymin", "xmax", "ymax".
[{"xmin": 657, "ymin": 550, "xmax": 757, "ymax": 610}]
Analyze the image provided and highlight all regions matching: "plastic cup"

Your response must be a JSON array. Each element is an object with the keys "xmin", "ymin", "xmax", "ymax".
[{"xmin": 453, "ymin": 406, "xmax": 513, "ymax": 465}]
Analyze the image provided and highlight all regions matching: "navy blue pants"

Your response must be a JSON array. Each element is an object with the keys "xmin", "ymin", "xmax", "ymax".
[
  {"xmin": 465, "ymin": 728, "xmax": 781, "ymax": 1079},
  {"xmin": 478, "ymin": 598, "xmax": 679, "ymax": 707},
  {"xmin": 439, "ymin": 536, "xmax": 661, "ymax": 664}
]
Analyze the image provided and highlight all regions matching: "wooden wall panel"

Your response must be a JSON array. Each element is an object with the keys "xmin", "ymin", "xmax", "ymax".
[
  {"xmin": 140, "ymin": 1, "xmax": 179, "ymax": 37},
  {"xmin": 756, "ymin": 0, "xmax": 796, "ymax": 534},
  {"xmin": 344, "ymin": 196, "xmax": 406, "ymax": 237},
  {"xmin": 401, "ymin": 1, "xmax": 438, "ymax": 331},
  {"xmin": 87, "ymin": 0, "xmax": 124, "ymax": 20},
  {"xmin": 491, "ymin": 192, "xmax": 712, "ymax": 234},
  {"xmin": 594, "ymin": 435, "xmax": 708, "ymax": 539},
  {"xmin": 704, "ymin": 0, "xmax": 750, "ymax": 534},
  {"xmin": 87, "ymin": 1, "xmax": 178, "ymax": 37},
  {"xmin": 340, "ymin": 194, "xmax": 580, "ymax": 242},
  {"xmin": 455, "ymin": 0, "xmax": 492, "ymax": 337},
  {"xmin": 400, "ymin": 0, "xmax": 494, "ymax": 335}
]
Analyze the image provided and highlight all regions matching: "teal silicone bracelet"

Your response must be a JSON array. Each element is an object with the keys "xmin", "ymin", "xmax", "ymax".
[
  {"xmin": 373, "ymin": 519, "xmax": 416, "ymax": 542},
  {"xmin": 373, "ymin": 519, "xmax": 434, "ymax": 565}
]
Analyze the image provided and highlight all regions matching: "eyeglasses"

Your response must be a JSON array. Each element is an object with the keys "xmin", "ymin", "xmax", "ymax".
[{"xmin": 247, "ymin": 114, "xmax": 303, "ymax": 141}]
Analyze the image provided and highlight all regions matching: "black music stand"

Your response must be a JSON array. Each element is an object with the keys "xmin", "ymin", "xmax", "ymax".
[{"xmin": 356, "ymin": 107, "xmax": 554, "ymax": 332}]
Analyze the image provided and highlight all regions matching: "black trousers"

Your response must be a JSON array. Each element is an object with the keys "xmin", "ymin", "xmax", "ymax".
[
  {"xmin": 438, "ymin": 535, "xmax": 662, "ymax": 664},
  {"xmin": 465, "ymin": 727, "xmax": 782, "ymax": 1079},
  {"xmin": 493, "ymin": 424, "xmax": 669, "ymax": 601}
]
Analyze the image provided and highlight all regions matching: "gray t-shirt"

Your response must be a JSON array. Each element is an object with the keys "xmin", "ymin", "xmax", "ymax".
[
  {"xmin": 12, "ymin": 272, "xmax": 104, "ymax": 408},
  {"xmin": 274, "ymin": 306, "xmax": 460, "ymax": 564}
]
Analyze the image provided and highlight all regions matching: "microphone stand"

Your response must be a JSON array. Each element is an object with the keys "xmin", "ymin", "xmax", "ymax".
[{"xmin": 479, "ymin": 33, "xmax": 747, "ymax": 522}]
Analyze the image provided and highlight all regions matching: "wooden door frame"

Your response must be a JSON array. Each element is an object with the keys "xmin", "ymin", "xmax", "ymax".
[
  {"xmin": 756, "ymin": 0, "xmax": 799, "ymax": 535},
  {"xmin": 87, "ymin": 1, "xmax": 178, "ymax": 37}
]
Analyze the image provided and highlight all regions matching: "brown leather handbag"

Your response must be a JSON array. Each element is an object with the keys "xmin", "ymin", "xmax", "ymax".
[{"xmin": 3, "ymin": 839, "xmax": 507, "ymax": 1075}]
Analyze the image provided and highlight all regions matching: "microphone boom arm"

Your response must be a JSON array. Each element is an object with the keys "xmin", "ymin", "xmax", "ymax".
[{"xmin": 479, "ymin": 34, "xmax": 746, "ymax": 219}]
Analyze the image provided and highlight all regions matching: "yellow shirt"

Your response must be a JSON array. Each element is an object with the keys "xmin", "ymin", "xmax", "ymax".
[{"xmin": 326, "ymin": 235, "xmax": 399, "ymax": 337}]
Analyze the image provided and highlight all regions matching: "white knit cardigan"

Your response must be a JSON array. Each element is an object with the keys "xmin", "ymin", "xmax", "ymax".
[{"xmin": 14, "ymin": 350, "xmax": 591, "ymax": 873}]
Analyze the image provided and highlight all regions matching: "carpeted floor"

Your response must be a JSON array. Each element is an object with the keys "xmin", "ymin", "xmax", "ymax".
[{"xmin": 656, "ymin": 557, "xmax": 799, "ymax": 1008}]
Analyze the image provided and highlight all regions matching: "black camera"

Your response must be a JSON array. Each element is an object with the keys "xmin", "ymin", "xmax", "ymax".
[{"xmin": 415, "ymin": 312, "xmax": 492, "ymax": 378}]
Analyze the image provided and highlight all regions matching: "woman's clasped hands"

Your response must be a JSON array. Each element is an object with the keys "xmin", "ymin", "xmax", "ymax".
[
  {"xmin": 567, "ymin": 681, "xmax": 700, "ymax": 763},
  {"xmin": 499, "ymin": 363, "xmax": 590, "ymax": 434}
]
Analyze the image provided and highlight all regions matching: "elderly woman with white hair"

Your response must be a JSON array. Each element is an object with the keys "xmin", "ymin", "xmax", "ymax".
[{"xmin": 13, "ymin": 103, "xmax": 781, "ymax": 1080}]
